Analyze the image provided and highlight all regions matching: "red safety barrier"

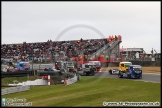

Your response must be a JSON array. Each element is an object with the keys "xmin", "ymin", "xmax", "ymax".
[{"xmin": 42, "ymin": 75, "xmax": 48, "ymax": 79}]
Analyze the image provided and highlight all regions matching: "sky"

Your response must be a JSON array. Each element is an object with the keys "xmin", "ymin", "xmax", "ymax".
[{"xmin": 2, "ymin": 1, "xmax": 161, "ymax": 53}]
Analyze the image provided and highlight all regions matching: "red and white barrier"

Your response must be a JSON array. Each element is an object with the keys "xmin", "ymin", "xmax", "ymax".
[{"xmin": 48, "ymin": 75, "xmax": 50, "ymax": 85}]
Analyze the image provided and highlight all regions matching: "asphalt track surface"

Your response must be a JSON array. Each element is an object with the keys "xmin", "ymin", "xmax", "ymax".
[
  {"xmin": 94, "ymin": 72, "xmax": 161, "ymax": 83},
  {"xmin": 31, "ymin": 64, "xmax": 161, "ymax": 83}
]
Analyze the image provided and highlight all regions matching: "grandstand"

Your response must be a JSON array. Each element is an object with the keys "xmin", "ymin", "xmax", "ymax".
[
  {"xmin": 1, "ymin": 35, "xmax": 160, "ymax": 67},
  {"xmin": 1, "ymin": 36, "xmax": 122, "ymax": 64}
]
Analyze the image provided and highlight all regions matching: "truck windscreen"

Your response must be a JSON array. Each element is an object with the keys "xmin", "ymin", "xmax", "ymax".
[
  {"xmin": 24, "ymin": 63, "xmax": 30, "ymax": 66},
  {"xmin": 91, "ymin": 62, "xmax": 100, "ymax": 66},
  {"xmin": 67, "ymin": 63, "xmax": 74, "ymax": 66},
  {"xmin": 125, "ymin": 63, "xmax": 132, "ymax": 67},
  {"xmin": 133, "ymin": 68, "xmax": 141, "ymax": 71},
  {"xmin": 133, "ymin": 66, "xmax": 142, "ymax": 71}
]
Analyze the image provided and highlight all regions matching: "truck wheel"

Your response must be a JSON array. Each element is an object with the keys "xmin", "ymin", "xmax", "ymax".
[
  {"xmin": 83, "ymin": 72, "xmax": 86, "ymax": 76},
  {"xmin": 92, "ymin": 71, "xmax": 95, "ymax": 75},
  {"xmin": 60, "ymin": 69, "xmax": 66, "ymax": 73},
  {"xmin": 86, "ymin": 72, "xmax": 89, "ymax": 76},
  {"xmin": 118, "ymin": 71, "xmax": 123, "ymax": 78},
  {"xmin": 128, "ymin": 74, "xmax": 131, "ymax": 79},
  {"xmin": 109, "ymin": 70, "xmax": 112, "ymax": 74}
]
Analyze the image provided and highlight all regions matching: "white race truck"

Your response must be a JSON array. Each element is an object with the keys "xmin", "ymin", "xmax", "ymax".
[{"xmin": 108, "ymin": 68, "xmax": 119, "ymax": 75}]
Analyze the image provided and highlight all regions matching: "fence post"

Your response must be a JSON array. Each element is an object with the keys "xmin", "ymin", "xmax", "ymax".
[
  {"xmin": 39, "ymin": 64, "xmax": 41, "ymax": 72},
  {"xmin": 27, "ymin": 74, "xmax": 29, "ymax": 80},
  {"xmin": 48, "ymin": 75, "xmax": 50, "ymax": 85},
  {"xmin": 64, "ymin": 78, "xmax": 68, "ymax": 86}
]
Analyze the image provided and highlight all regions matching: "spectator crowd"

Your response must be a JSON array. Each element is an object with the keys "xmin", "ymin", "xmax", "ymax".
[{"xmin": 1, "ymin": 38, "xmax": 109, "ymax": 63}]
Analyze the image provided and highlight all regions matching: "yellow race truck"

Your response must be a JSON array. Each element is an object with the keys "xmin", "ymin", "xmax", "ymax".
[{"xmin": 109, "ymin": 61, "xmax": 132, "ymax": 74}]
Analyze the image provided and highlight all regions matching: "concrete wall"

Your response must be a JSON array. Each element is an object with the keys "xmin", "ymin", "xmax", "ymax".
[{"xmin": 8, "ymin": 79, "xmax": 48, "ymax": 86}]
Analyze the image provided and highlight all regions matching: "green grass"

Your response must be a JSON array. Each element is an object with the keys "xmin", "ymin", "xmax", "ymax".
[{"xmin": 2, "ymin": 76, "xmax": 161, "ymax": 107}]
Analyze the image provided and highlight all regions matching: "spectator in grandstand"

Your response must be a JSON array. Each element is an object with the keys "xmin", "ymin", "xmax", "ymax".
[
  {"xmin": 80, "ymin": 38, "xmax": 83, "ymax": 42},
  {"xmin": 115, "ymin": 35, "xmax": 117, "ymax": 40},
  {"xmin": 1, "ymin": 38, "xmax": 110, "ymax": 63},
  {"xmin": 106, "ymin": 55, "xmax": 109, "ymax": 60}
]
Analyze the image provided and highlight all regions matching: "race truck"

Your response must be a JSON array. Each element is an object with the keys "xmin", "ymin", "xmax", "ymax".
[
  {"xmin": 54, "ymin": 61, "xmax": 76, "ymax": 72},
  {"xmin": 2, "ymin": 61, "xmax": 31, "ymax": 72},
  {"xmin": 65, "ymin": 61, "xmax": 76, "ymax": 73},
  {"xmin": 89, "ymin": 61, "xmax": 101, "ymax": 72},
  {"xmin": 78, "ymin": 63, "xmax": 96, "ymax": 76},
  {"xmin": 17, "ymin": 61, "xmax": 30, "ymax": 71},
  {"xmin": 118, "ymin": 65, "xmax": 142, "ymax": 79},
  {"xmin": 109, "ymin": 68, "xmax": 119, "ymax": 74},
  {"xmin": 109, "ymin": 61, "xmax": 132, "ymax": 75}
]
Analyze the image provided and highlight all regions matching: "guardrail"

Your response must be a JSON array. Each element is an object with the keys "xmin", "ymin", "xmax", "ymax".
[
  {"xmin": 1, "ymin": 85, "xmax": 30, "ymax": 95},
  {"xmin": 64, "ymin": 74, "xmax": 79, "ymax": 86},
  {"xmin": 67, "ymin": 74, "xmax": 78, "ymax": 85}
]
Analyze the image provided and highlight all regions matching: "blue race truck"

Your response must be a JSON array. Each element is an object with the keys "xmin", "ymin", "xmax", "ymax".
[
  {"xmin": 5, "ymin": 61, "xmax": 30, "ymax": 72},
  {"xmin": 118, "ymin": 65, "xmax": 142, "ymax": 79},
  {"xmin": 17, "ymin": 61, "xmax": 30, "ymax": 71}
]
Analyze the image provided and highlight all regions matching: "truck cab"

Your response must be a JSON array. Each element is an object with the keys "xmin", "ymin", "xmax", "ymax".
[
  {"xmin": 83, "ymin": 63, "xmax": 96, "ymax": 76},
  {"xmin": 119, "ymin": 62, "xmax": 132, "ymax": 72},
  {"xmin": 109, "ymin": 61, "xmax": 132, "ymax": 75},
  {"xmin": 89, "ymin": 61, "xmax": 101, "ymax": 72},
  {"xmin": 118, "ymin": 65, "xmax": 142, "ymax": 79},
  {"xmin": 65, "ymin": 61, "xmax": 76, "ymax": 72},
  {"xmin": 17, "ymin": 62, "xmax": 30, "ymax": 71}
]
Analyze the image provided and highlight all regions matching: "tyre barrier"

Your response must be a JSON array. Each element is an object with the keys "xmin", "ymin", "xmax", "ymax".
[{"xmin": 1, "ymin": 71, "xmax": 35, "ymax": 78}]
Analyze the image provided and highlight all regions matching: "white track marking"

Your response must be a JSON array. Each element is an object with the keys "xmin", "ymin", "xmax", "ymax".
[{"xmin": 134, "ymin": 80, "xmax": 160, "ymax": 83}]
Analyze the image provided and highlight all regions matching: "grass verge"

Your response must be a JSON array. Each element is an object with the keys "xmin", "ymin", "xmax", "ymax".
[{"xmin": 2, "ymin": 76, "xmax": 161, "ymax": 107}]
